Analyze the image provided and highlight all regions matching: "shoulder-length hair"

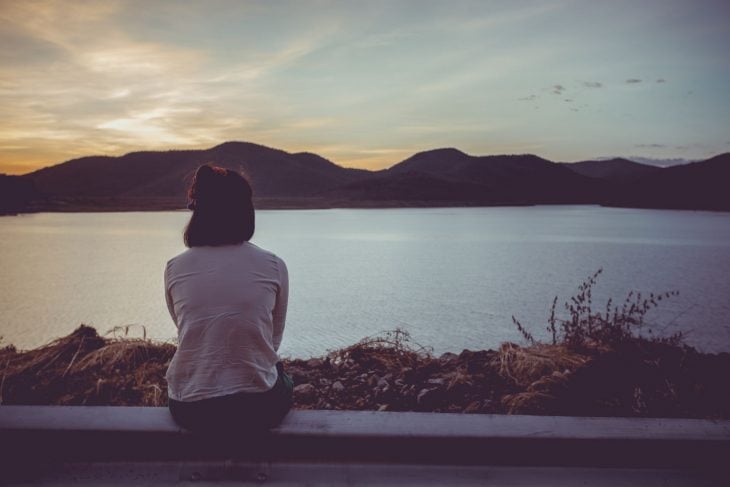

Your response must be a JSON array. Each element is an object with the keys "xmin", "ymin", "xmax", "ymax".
[{"xmin": 184, "ymin": 164, "xmax": 255, "ymax": 247}]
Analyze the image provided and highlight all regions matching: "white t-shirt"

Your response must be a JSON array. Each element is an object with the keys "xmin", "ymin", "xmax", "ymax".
[{"xmin": 164, "ymin": 242, "xmax": 288, "ymax": 402}]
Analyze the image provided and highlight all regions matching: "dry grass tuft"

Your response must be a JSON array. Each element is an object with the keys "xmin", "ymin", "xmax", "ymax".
[
  {"xmin": 495, "ymin": 342, "xmax": 589, "ymax": 389},
  {"xmin": 0, "ymin": 325, "xmax": 174, "ymax": 406},
  {"xmin": 328, "ymin": 328, "xmax": 433, "ymax": 370},
  {"xmin": 496, "ymin": 343, "xmax": 591, "ymax": 414}
]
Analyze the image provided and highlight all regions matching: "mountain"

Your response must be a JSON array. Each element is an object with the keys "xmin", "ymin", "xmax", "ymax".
[
  {"xmin": 560, "ymin": 158, "xmax": 660, "ymax": 183},
  {"xmin": 324, "ymin": 170, "xmax": 497, "ymax": 204},
  {"xmin": 385, "ymin": 149, "xmax": 602, "ymax": 204},
  {"xmin": 607, "ymin": 153, "xmax": 730, "ymax": 211},
  {"xmin": 2, "ymin": 143, "xmax": 728, "ymax": 212},
  {"xmin": 22, "ymin": 142, "xmax": 370, "ymax": 210},
  {"xmin": 0, "ymin": 175, "xmax": 40, "ymax": 214},
  {"xmin": 625, "ymin": 156, "xmax": 695, "ymax": 168}
]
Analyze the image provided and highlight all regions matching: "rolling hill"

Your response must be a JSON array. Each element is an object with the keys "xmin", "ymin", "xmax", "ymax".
[
  {"xmin": 1, "ymin": 142, "xmax": 728, "ymax": 213},
  {"xmin": 384, "ymin": 149, "xmax": 602, "ymax": 204},
  {"xmin": 605, "ymin": 153, "xmax": 730, "ymax": 211},
  {"xmin": 559, "ymin": 158, "xmax": 660, "ymax": 183}
]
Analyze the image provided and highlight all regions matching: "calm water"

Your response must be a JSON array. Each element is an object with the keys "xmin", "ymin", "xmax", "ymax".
[{"xmin": 1, "ymin": 206, "xmax": 729, "ymax": 357}]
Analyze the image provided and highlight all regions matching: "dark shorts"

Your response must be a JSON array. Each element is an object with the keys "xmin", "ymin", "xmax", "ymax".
[{"xmin": 168, "ymin": 362, "xmax": 294, "ymax": 434}]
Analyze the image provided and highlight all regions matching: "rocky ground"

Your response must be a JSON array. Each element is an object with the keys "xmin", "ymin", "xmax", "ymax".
[{"xmin": 1, "ymin": 325, "xmax": 729, "ymax": 419}]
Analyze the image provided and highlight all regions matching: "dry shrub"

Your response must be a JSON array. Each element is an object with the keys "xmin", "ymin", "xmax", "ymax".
[
  {"xmin": 513, "ymin": 269, "xmax": 682, "ymax": 350},
  {"xmin": 0, "ymin": 325, "xmax": 174, "ymax": 406},
  {"xmin": 72, "ymin": 339, "xmax": 172, "ymax": 375},
  {"xmin": 328, "ymin": 328, "xmax": 433, "ymax": 370}
]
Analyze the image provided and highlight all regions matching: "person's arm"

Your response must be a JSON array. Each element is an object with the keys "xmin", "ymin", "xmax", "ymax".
[
  {"xmin": 164, "ymin": 261, "xmax": 179, "ymax": 329},
  {"xmin": 272, "ymin": 257, "xmax": 289, "ymax": 352}
]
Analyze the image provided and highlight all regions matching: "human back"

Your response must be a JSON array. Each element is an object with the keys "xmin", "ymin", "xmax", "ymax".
[
  {"xmin": 164, "ymin": 164, "xmax": 292, "ymax": 433},
  {"xmin": 165, "ymin": 242, "xmax": 288, "ymax": 401}
]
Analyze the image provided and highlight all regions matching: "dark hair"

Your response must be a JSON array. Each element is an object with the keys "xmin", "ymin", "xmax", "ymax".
[{"xmin": 184, "ymin": 164, "xmax": 255, "ymax": 247}]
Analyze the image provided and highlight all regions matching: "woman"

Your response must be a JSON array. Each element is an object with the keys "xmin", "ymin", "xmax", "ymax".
[{"xmin": 164, "ymin": 164, "xmax": 293, "ymax": 433}]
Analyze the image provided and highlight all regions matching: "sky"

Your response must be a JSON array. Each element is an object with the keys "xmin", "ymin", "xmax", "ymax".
[{"xmin": 1, "ymin": 0, "xmax": 729, "ymax": 174}]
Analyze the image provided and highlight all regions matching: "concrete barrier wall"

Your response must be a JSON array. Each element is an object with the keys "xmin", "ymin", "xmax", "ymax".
[{"xmin": 1, "ymin": 406, "xmax": 729, "ymax": 483}]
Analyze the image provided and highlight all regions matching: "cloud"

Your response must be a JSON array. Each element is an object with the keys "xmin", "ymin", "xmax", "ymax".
[
  {"xmin": 635, "ymin": 143, "xmax": 666, "ymax": 149},
  {"xmin": 656, "ymin": 78, "xmax": 666, "ymax": 83},
  {"xmin": 564, "ymin": 99, "xmax": 573, "ymax": 103},
  {"xmin": 0, "ymin": 0, "xmax": 347, "ymax": 171},
  {"xmin": 625, "ymin": 78, "xmax": 642, "ymax": 84},
  {"xmin": 286, "ymin": 117, "xmax": 337, "ymax": 130},
  {"xmin": 581, "ymin": 81, "xmax": 603, "ymax": 88},
  {"xmin": 517, "ymin": 95, "xmax": 537, "ymax": 101},
  {"xmin": 551, "ymin": 84, "xmax": 565, "ymax": 95},
  {"xmin": 397, "ymin": 122, "xmax": 505, "ymax": 134}
]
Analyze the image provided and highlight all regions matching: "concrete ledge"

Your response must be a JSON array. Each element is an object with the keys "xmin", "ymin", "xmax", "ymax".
[{"xmin": 1, "ymin": 406, "xmax": 729, "ymax": 469}]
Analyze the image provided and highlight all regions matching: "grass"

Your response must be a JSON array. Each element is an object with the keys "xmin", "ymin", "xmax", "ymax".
[
  {"xmin": 0, "ymin": 325, "xmax": 174, "ymax": 406},
  {"xmin": 0, "ymin": 272, "xmax": 727, "ymax": 418}
]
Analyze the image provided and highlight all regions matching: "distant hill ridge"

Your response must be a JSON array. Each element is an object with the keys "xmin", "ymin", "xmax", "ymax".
[{"xmin": 1, "ymin": 142, "xmax": 728, "ymax": 213}]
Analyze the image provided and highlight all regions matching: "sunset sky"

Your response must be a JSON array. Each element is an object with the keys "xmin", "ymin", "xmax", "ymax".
[{"xmin": 1, "ymin": 0, "xmax": 729, "ymax": 174}]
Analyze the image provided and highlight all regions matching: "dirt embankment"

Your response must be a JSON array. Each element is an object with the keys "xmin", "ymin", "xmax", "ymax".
[{"xmin": 1, "ymin": 325, "xmax": 728, "ymax": 419}]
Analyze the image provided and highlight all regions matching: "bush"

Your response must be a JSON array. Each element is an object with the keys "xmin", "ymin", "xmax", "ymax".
[{"xmin": 512, "ymin": 269, "xmax": 682, "ymax": 349}]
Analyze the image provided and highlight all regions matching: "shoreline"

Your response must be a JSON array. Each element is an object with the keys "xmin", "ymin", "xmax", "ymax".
[{"xmin": 1, "ymin": 325, "xmax": 728, "ymax": 419}]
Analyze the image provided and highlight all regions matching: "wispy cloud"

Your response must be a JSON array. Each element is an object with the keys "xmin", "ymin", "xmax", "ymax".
[
  {"xmin": 582, "ymin": 81, "xmax": 603, "ymax": 88},
  {"xmin": 0, "ymin": 0, "xmax": 344, "ymax": 171},
  {"xmin": 0, "ymin": 1, "xmax": 728, "ymax": 172},
  {"xmin": 635, "ymin": 143, "xmax": 666, "ymax": 149},
  {"xmin": 397, "ymin": 122, "xmax": 506, "ymax": 135},
  {"xmin": 285, "ymin": 118, "xmax": 337, "ymax": 130}
]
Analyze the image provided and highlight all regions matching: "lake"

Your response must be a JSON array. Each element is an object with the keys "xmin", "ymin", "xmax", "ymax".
[{"xmin": 1, "ymin": 206, "xmax": 729, "ymax": 357}]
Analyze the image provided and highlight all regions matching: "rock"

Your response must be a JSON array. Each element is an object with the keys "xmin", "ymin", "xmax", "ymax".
[
  {"xmin": 306, "ymin": 358, "xmax": 323, "ymax": 368},
  {"xmin": 378, "ymin": 404, "xmax": 389, "ymax": 411},
  {"xmin": 427, "ymin": 378, "xmax": 445, "ymax": 385},
  {"xmin": 289, "ymin": 371, "xmax": 309, "ymax": 384},
  {"xmin": 375, "ymin": 384, "xmax": 391, "ymax": 399},
  {"xmin": 367, "ymin": 375, "xmax": 379, "ymax": 387},
  {"xmin": 331, "ymin": 381, "xmax": 345, "ymax": 392},
  {"xmin": 294, "ymin": 383, "xmax": 316, "ymax": 399},
  {"xmin": 318, "ymin": 378, "xmax": 331, "ymax": 386},
  {"xmin": 439, "ymin": 352, "xmax": 459, "ymax": 363},
  {"xmin": 377, "ymin": 378, "xmax": 389, "ymax": 389}
]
